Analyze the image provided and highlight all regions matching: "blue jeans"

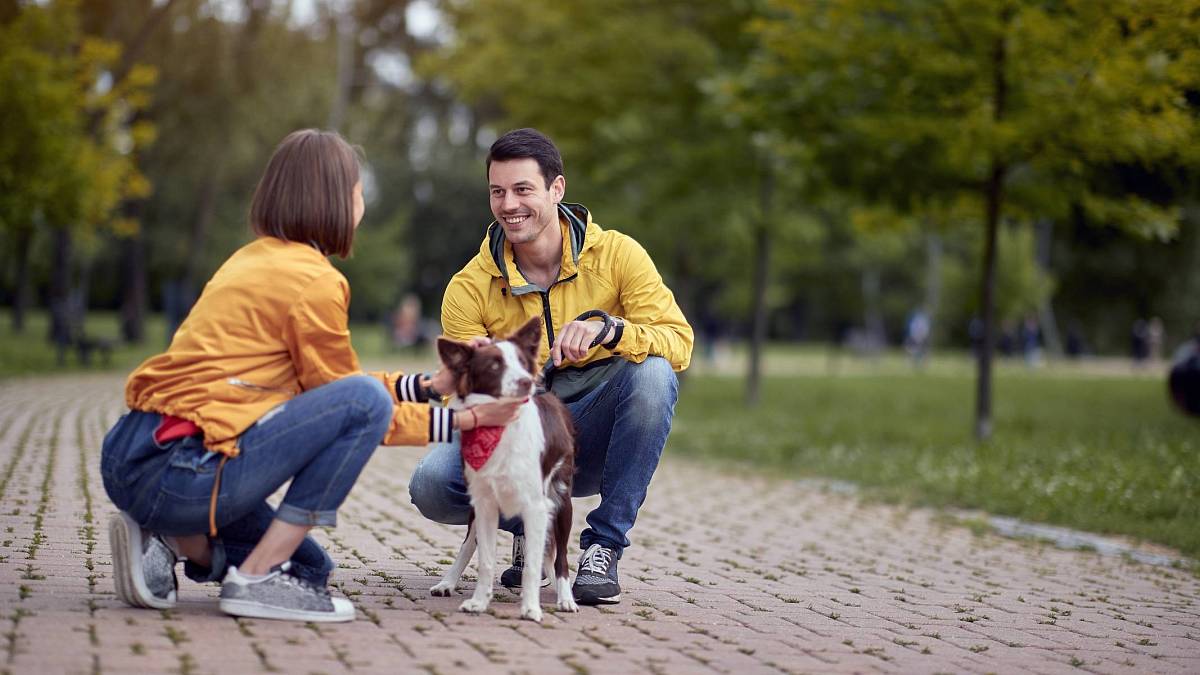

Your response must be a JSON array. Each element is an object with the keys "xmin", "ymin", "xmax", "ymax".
[
  {"xmin": 101, "ymin": 375, "xmax": 393, "ymax": 586},
  {"xmin": 408, "ymin": 356, "xmax": 678, "ymax": 558}
]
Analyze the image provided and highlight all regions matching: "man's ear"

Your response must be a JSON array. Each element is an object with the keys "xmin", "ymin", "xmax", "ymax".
[
  {"xmin": 509, "ymin": 316, "xmax": 543, "ymax": 358},
  {"xmin": 551, "ymin": 174, "xmax": 565, "ymax": 203},
  {"xmin": 437, "ymin": 338, "xmax": 473, "ymax": 373}
]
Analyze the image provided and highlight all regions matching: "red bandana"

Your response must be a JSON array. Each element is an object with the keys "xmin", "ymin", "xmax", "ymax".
[{"xmin": 462, "ymin": 426, "xmax": 505, "ymax": 470}]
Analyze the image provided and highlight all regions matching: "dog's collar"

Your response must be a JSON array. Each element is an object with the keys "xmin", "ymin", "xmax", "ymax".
[{"xmin": 462, "ymin": 426, "xmax": 505, "ymax": 470}]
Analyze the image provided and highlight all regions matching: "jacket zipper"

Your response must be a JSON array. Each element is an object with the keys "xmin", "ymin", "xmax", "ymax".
[
  {"xmin": 227, "ymin": 378, "xmax": 294, "ymax": 394},
  {"xmin": 539, "ymin": 290, "xmax": 555, "ymax": 351}
]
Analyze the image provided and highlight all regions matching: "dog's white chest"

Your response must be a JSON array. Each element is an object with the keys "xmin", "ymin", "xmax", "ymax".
[{"xmin": 463, "ymin": 406, "xmax": 546, "ymax": 519}]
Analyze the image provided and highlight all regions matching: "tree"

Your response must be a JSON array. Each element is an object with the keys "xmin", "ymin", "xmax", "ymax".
[
  {"xmin": 739, "ymin": 0, "xmax": 1200, "ymax": 438},
  {"xmin": 0, "ymin": 0, "xmax": 155, "ymax": 342},
  {"xmin": 425, "ymin": 0, "xmax": 774, "ymax": 390}
]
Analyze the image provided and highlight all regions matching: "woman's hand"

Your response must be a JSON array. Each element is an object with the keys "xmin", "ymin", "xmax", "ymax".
[
  {"xmin": 459, "ymin": 397, "xmax": 525, "ymax": 430},
  {"xmin": 428, "ymin": 368, "xmax": 456, "ymax": 398}
]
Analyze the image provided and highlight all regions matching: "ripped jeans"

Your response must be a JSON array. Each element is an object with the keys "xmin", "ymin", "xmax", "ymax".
[{"xmin": 100, "ymin": 375, "xmax": 393, "ymax": 586}]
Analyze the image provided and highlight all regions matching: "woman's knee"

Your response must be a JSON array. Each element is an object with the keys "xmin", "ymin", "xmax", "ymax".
[{"xmin": 340, "ymin": 375, "xmax": 393, "ymax": 431}]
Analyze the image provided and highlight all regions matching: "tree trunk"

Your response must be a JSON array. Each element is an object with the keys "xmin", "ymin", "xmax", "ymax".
[
  {"xmin": 119, "ymin": 232, "xmax": 147, "ymax": 343},
  {"xmin": 164, "ymin": 165, "xmax": 222, "ymax": 341},
  {"xmin": 746, "ymin": 162, "xmax": 773, "ymax": 406},
  {"xmin": 48, "ymin": 227, "xmax": 73, "ymax": 364},
  {"xmin": 976, "ymin": 163, "xmax": 1005, "ymax": 441},
  {"xmin": 975, "ymin": 19, "xmax": 1010, "ymax": 441},
  {"xmin": 182, "ymin": 167, "xmax": 222, "ymax": 300},
  {"xmin": 10, "ymin": 227, "xmax": 33, "ymax": 333},
  {"xmin": 327, "ymin": 9, "xmax": 355, "ymax": 132}
]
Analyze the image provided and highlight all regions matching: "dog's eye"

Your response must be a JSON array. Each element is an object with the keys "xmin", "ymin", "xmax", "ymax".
[{"xmin": 490, "ymin": 363, "xmax": 501, "ymax": 371}]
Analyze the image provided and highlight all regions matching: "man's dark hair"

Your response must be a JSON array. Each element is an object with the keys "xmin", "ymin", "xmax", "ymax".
[
  {"xmin": 250, "ymin": 129, "xmax": 363, "ymax": 259},
  {"xmin": 486, "ymin": 128, "xmax": 563, "ymax": 189}
]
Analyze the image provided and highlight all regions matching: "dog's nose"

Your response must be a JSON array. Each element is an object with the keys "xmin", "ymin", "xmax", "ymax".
[{"xmin": 515, "ymin": 377, "xmax": 532, "ymax": 395}]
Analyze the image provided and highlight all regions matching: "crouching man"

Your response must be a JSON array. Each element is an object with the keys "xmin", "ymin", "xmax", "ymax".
[{"xmin": 409, "ymin": 128, "xmax": 693, "ymax": 605}]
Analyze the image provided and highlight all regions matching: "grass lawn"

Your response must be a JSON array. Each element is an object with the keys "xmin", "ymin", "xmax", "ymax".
[
  {"xmin": 0, "ymin": 310, "xmax": 407, "ymax": 379},
  {"xmin": 4, "ymin": 310, "xmax": 1196, "ymax": 560},
  {"xmin": 0, "ymin": 310, "xmax": 168, "ymax": 378},
  {"xmin": 671, "ymin": 367, "xmax": 1200, "ymax": 559}
]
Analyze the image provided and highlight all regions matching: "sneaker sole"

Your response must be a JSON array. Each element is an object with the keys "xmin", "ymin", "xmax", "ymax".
[
  {"xmin": 575, "ymin": 593, "xmax": 621, "ymax": 605},
  {"xmin": 219, "ymin": 598, "xmax": 355, "ymax": 623},
  {"xmin": 109, "ymin": 513, "xmax": 175, "ymax": 610},
  {"xmin": 501, "ymin": 576, "xmax": 553, "ymax": 590}
]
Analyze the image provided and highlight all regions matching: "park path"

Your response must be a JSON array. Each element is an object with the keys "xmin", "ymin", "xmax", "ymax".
[{"xmin": 0, "ymin": 373, "xmax": 1196, "ymax": 674}]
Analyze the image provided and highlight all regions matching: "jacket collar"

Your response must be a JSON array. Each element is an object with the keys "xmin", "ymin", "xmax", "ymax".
[{"xmin": 478, "ymin": 203, "xmax": 595, "ymax": 295}]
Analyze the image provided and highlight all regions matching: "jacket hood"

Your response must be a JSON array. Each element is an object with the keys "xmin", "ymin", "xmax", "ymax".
[{"xmin": 477, "ymin": 202, "xmax": 596, "ymax": 295}]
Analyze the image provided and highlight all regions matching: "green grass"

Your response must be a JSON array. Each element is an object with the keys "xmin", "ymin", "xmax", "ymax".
[
  {"xmin": 0, "ymin": 310, "xmax": 167, "ymax": 378},
  {"xmin": 0, "ymin": 309, "xmax": 416, "ymax": 379},
  {"xmin": 4, "ymin": 309, "xmax": 1196, "ymax": 559},
  {"xmin": 671, "ymin": 370, "xmax": 1200, "ymax": 558}
]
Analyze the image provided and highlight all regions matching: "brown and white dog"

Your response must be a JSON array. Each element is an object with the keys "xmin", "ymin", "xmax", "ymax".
[{"xmin": 429, "ymin": 317, "xmax": 578, "ymax": 621}]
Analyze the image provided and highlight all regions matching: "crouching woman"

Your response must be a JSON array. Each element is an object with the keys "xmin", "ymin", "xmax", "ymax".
[{"xmin": 101, "ymin": 129, "xmax": 518, "ymax": 622}]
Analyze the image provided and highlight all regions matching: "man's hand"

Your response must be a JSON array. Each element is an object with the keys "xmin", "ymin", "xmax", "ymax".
[{"xmin": 551, "ymin": 320, "xmax": 613, "ymax": 366}]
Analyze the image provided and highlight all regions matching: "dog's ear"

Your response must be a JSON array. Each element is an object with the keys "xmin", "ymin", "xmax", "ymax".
[
  {"xmin": 437, "ymin": 337, "xmax": 474, "ymax": 373},
  {"xmin": 509, "ymin": 316, "xmax": 542, "ymax": 357}
]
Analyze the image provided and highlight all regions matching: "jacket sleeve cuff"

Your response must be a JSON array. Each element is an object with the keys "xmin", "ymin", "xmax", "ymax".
[
  {"xmin": 429, "ymin": 408, "xmax": 454, "ymax": 443},
  {"xmin": 396, "ymin": 374, "xmax": 431, "ymax": 403}
]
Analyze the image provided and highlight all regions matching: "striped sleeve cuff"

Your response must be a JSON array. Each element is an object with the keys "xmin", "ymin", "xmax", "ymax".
[
  {"xmin": 396, "ymin": 374, "xmax": 430, "ymax": 403},
  {"xmin": 429, "ymin": 408, "xmax": 454, "ymax": 443}
]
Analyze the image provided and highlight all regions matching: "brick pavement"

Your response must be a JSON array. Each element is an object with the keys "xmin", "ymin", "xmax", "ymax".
[{"xmin": 0, "ymin": 373, "xmax": 1197, "ymax": 674}]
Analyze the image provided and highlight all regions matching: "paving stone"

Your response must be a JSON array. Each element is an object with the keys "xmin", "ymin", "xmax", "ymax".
[{"xmin": 0, "ymin": 375, "xmax": 1197, "ymax": 673}]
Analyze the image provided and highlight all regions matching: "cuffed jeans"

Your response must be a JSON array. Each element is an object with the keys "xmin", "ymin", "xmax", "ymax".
[
  {"xmin": 101, "ymin": 375, "xmax": 393, "ymax": 586},
  {"xmin": 408, "ymin": 356, "xmax": 679, "ymax": 558}
]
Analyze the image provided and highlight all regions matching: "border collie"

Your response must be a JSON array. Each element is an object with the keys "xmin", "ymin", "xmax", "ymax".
[{"xmin": 429, "ymin": 317, "xmax": 578, "ymax": 622}]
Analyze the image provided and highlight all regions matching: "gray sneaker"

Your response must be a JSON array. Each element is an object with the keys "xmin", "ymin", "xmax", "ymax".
[
  {"xmin": 109, "ymin": 511, "xmax": 178, "ymax": 609},
  {"xmin": 500, "ymin": 534, "xmax": 552, "ymax": 589},
  {"xmin": 219, "ymin": 562, "xmax": 354, "ymax": 623}
]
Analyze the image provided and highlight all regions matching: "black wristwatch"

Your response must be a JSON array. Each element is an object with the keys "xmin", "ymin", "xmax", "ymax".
[{"xmin": 602, "ymin": 317, "xmax": 624, "ymax": 350}]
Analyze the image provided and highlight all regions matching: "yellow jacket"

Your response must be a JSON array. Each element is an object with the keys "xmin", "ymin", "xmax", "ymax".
[
  {"xmin": 441, "ymin": 203, "xmax": 693, "ymax": 393},
  {"xmin": 126, "ymin": 237, "xmax": 450, "ymax": 457}
]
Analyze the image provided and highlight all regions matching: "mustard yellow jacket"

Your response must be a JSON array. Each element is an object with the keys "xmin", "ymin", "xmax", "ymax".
[
  {"xmin": 441, "ymin": 203, "xmax": 693, "ymax": 379},
  {"xmin": 126, "ymin": 237, "xmax": 450, "ymax": 456}
]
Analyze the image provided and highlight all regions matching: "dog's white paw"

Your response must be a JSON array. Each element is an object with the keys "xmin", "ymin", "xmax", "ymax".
[
  {"xmin": 557, "ymin": 596, "xmax": 579, "ymax": 613},
  {"xmin": 430, "ymin": 580, "xmax": 456, "ymax": 597},
  {"xmin": 459, "ymin": 597, "xmax": 489, "ymax": 614},
  {"xmin": 520, "ymin": 604, "xmax": 543, "ymax": 623}
]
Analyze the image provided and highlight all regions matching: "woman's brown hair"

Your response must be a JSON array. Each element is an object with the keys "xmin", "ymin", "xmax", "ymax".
[{"xmin": 250, "ymin": 129, "xmax": 362, "ymax": 258}]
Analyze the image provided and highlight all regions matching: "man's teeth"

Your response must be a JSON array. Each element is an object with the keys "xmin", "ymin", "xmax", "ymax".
[{"xmin": 504, "ymin": 215, "xmax": 528, "ymax": 224}]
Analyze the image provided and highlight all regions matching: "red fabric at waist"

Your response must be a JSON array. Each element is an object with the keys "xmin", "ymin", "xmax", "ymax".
[{"xmin": 154, "ymin": 415, "xmax": 202, "ymax": 445}]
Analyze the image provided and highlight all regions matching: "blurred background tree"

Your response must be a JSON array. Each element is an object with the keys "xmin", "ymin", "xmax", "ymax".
[
  {"xmin": 733, "ymin": 0, "xmax": 1200, "ymax": 436},
  {"xmin": 1, "ymin": 0, "xmax": 1198, "ymax": 431}
]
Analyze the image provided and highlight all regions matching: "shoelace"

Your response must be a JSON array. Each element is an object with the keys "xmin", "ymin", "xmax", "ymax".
[
  {"xmin": 513, "ymin": 536, "xmax": 526, "ymax": 567},
  {"xmin": 579, "ymin": 546, "xmax": 613, "ymax": 576},
  {"xmin": 272, "ymin": 565, "xmax": 331, "ymax": 598}
]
